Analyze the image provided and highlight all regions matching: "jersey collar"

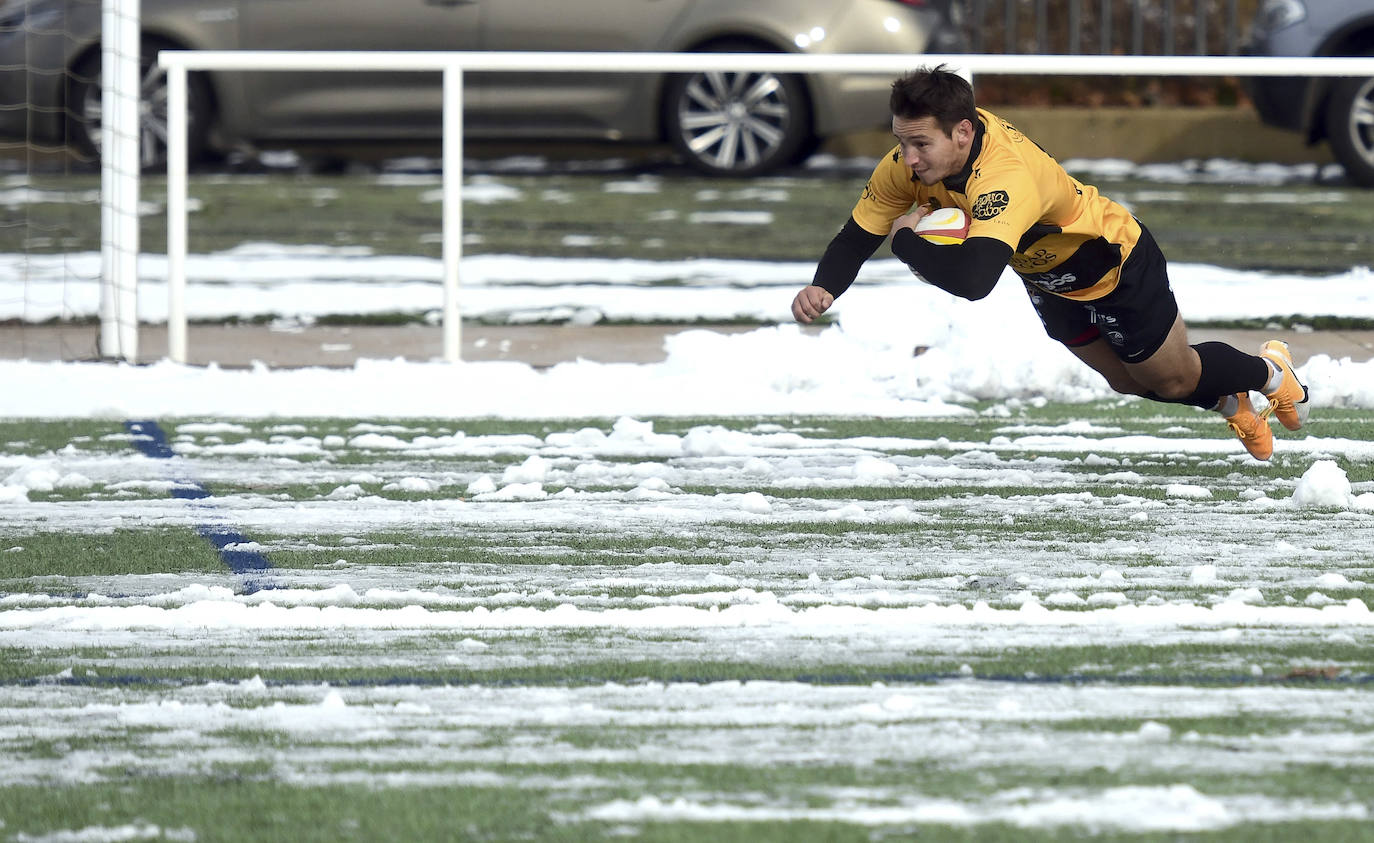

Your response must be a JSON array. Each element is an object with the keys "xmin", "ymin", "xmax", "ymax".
[{"xmin": 940, "ymin": 115, "xmax": 985, "ymax": 194}]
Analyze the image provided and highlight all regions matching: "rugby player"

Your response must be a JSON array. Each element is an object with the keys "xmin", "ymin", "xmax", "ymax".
[{"xmin": 791, "ymin": 66, "xmax": 1309, "ymax": 460}]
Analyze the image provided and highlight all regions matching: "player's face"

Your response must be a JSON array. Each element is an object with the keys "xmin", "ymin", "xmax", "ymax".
[{"xmin": 892, "ymin": 115, "xmax": 973, "ymax": 186}]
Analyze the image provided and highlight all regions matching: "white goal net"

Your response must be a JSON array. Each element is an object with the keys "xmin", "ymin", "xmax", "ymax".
[{"xmin": 0, "ymin": 0, "xmax": 139, "ymax": 362}]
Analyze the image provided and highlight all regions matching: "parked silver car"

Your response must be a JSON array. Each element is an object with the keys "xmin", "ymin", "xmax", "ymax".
[
  {"xmin": 1242, "ymin": 0, "xmax": 1374, "ymax": 186},
  {"xmin": 0, "ymin": 0, "xmax": 964, "ymax": 175}
]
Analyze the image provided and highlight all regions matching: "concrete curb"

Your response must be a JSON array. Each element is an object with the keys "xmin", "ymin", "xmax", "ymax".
[
  {"xmin": 2, "ymin": 323, "xmax": 1365, "ymax": 369},
  {"xmin": 2, "ymin": 106, "xmax": 1328, "ymax": 170}
]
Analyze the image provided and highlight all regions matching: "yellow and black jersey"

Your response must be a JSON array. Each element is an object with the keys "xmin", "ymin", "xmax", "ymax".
[{"xmin": 852, "ymin": 107, "xmax": 1142, "ymax": 301}]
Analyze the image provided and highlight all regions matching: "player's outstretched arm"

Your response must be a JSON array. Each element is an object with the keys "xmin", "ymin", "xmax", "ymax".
[
  {"xmin": 795, "ymin": 216, "xmax": 887, "ymax": 323},
  {"xmin": 791, "ymin": 285, "xmax": 835, "ymax": 324}
]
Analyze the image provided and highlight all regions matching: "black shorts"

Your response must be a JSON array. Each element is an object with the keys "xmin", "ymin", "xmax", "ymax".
[{"xmin": 1024, "ymin": 222, "xmax": 1179, "ymax": 364}]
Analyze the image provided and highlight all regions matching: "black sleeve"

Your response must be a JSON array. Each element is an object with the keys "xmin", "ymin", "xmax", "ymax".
[
  {"xmin": 811, "ymin": 216, "xmax": 887, "ymax": 299},
  {"xmin": 890, "ymin": 229, "xmax": 1014, "ymax": 301}
]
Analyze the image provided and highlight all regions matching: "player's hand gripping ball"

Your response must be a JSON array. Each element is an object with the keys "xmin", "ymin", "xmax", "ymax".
[{"xmin": 914, "ymin": 206, "xmax": 970, "ymax": 245}]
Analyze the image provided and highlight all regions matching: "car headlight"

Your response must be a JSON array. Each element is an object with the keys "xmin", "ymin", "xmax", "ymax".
[{"xmin": 1258, "ymin": 0, "xmax": 1306, "ymax": 32}]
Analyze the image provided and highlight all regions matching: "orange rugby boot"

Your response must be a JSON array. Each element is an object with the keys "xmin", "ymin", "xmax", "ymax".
[
  {"xmin": 1224, "ymin": 393, "xmax": 1274, "ymax": 461},
  {"xmin": 1258, "ymin": 340, "xmax": 1310, "ymax": 431}
]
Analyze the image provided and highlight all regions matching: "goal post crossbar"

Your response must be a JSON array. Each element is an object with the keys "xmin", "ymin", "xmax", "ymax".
[{"xmin": 155, "ymin": 51, "xmax": 1374, "ymax": 364}]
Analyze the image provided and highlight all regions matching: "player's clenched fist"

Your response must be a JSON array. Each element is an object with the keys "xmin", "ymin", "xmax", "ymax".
[{"xmin": 791, "ymin": 285, "xmax": 834, "ymax": 324}]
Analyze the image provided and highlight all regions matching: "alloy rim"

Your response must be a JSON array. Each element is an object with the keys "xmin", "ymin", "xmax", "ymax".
[
  {"xmin": 676, "ymin": 71, "xmax": 791, "ymax": 171},
  {"xmin": 81, "ymin": 60, "xmax": 180, "ymax": 168},
  {"xmin": 1351, "ymin": 77, "xmax": 1374, "ymax": 167}
]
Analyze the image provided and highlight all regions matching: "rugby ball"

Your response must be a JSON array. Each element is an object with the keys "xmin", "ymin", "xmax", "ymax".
[{"xmin": 914, "ymin": 206, "xmax": 970, "ymax": 245}]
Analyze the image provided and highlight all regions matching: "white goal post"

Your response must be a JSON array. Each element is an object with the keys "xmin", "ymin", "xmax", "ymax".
[
  {"xmin": 151, "ymin": 51, "xmax": 1374, "ymax": 365},
  {"xmin": 100, "ymin": 0, "xmax": 140, "ymax": 362}
]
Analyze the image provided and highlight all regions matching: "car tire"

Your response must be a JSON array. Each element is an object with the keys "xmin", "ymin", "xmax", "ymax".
[
  {"xmin": 1323, "ymin": 59, "xmax": 1374, "ymax": 188},
  {"xmin": 662, "ymin": 43, "xmax": 813, "ymax": 177},
  {"xmin": 68, "ymin": 39, "xmax": 214, "ymax": 171}
]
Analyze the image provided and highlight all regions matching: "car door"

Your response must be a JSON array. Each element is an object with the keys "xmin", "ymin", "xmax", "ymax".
[
  {"xmin": 237, "ymin": 0, "xmax": 479, "ymax": 140},
  {"xmin": 472, "ymin": 0, "xmax": 691, "ymax": 140}
]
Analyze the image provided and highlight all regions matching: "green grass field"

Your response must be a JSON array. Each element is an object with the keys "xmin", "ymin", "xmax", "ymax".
[
  {"xmin": 5, "ymin": 167, "xmax": 1372, "ymax": 273},
  {"xmin": 2, "ymin": 404, "xmax": 1372, "ymax": 840}
]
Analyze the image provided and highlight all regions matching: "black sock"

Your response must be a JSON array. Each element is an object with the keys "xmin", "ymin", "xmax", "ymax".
[{"xmin": 1145, "ymin": 342, "xmax": 1271, "ymax": 409}]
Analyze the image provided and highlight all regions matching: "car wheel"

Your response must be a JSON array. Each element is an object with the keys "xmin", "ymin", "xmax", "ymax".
[
  {"xmin": 663, "ymin": 47, "xmax": 812, "ymax": 177},
  {"xmin": 1324, "ymin": 61, "xmax": 1374, "ymax": 188},
  {"xmin": 68, "ymin": 39, "xmax": 214, "ymax": 170}
]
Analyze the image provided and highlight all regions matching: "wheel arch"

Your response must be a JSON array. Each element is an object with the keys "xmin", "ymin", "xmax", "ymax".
[
  {"xmin": 1303, "ymin": 20, "xmax": 1374, "ymax": 142},
  {"xmin": 65, "ymin": 30, "xmax": 223, "ymax": 150},
  {"xmin": 652, "ymin": 33, "xmax": 817, "ymax": 146}
]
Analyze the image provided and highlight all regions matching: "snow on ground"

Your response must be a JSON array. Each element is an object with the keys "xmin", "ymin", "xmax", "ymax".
[
  {"xmin": 1, "ymin": 679, "xmax": 1371, "ymax": 832},
  {"xmin": 4, "ymin": 247, "xmax": 1373, "ymax": 325},
  {"xmin": 1, "ymin": 252, "xmax": 1372, "ymax": 418},
  {"xmin": 1, "ymin": 157, "xmax": 1371, "ymax": 418}
]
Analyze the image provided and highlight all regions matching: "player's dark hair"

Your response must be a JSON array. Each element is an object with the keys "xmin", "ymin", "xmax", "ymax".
[{"xmin": 889, "ymin": 65, "xmax": 978, "ymax": 136}]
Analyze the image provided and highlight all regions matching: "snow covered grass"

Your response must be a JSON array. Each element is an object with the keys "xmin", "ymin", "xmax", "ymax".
[{"xmin": 2, "ymin": 405, "xmax": 1373, "ymax": 840}]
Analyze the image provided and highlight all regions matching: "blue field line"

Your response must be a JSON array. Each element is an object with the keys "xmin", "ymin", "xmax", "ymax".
[
  {"xmin": 9, "ymin": 671, "xmax": 1373, "ymax": 689},
  {"xmin": 125, "ymin": 420, "xmax": 275, "ymax": 592}
]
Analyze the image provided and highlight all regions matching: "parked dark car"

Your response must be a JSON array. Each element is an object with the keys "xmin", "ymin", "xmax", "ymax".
[
  {"xmin": 1243, "ymin": 0, "xmax": 1374, "ymax": 186},
  {"xmin": 0, "ymin": 0, "xmax": 965, "ymax": 176}
]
